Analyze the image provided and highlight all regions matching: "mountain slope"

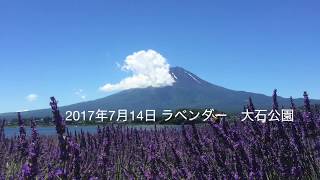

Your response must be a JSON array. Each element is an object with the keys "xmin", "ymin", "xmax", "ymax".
[{"xmin": 1, "ymin": 67, "xmax": 319, "ymax": 119}]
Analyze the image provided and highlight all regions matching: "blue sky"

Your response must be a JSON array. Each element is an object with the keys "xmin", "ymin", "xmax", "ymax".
[{"xmin": 0, "ymin": 0, "xmax": 319, "ymax": 113}]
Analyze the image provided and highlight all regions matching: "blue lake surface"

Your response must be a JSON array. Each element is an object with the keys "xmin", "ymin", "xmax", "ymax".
[
  {"xmin": 4, "ymin": 126, "xmax": 98, "ymax": 137},
  {"xmin": 4, "ymin": 125, "xmax": 180, "ymax": 137}
]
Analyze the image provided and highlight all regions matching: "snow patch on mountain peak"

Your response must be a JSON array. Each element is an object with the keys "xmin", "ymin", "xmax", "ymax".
[
  {"xmin": 185, "ymin": 71, "xmax": 201, "ymax": 84},
  {"xmin": 171, "ymin": 72, "xmax": 178, "ymax": 80}
]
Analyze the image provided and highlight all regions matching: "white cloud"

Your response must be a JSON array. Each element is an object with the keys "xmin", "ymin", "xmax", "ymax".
[
  {"xmin": 75, "ymin": 89, "xmax": 86, "ymax": 100},
  {"xmin": 26, "ymin": 94, "xmax": 38, "ymax": 102},
  {"xmin": 99, "ymin": 49, "xmax": 175, "ymax": 92}
]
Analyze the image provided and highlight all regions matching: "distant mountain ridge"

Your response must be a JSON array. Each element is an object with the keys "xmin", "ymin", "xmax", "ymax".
[{"xmin": 1, "ymin": 66, "xmax": 319, "ymax": 120}]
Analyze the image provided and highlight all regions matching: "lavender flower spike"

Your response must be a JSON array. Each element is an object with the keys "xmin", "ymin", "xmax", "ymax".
[
  {"xmin": 50, "ymin": 97, "xmax": 68, "ymax": 161},
  {"xmin": 50, "ymin": 96, "xmax": 66, "ymax": 135},
  {"xmin": 17, "ymin": 112, "xmax": 28, "ymax": 158}
]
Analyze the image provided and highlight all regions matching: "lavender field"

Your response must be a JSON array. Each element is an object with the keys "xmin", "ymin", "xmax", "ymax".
[{"xmin": 0, "ymin": 91, "xmax": 319, "ymax": 179}]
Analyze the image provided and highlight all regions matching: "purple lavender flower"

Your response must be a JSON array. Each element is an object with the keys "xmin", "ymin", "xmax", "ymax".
[
  {"xmin": 20, "ymin": 120, "xmax": 40, "ymax": 179},
  {"xmin": 17, "ymin": 112, "xmax": 28, "ymax": 158},
  {"xmin": 21, "ymin": 164, "xmax": 31, "ymax": 177},
  {"xmin": 70, "ymin": 139, "xmax": 81, "ymax": 179},
  {"xmin": 50, "ymin": 97, "xmax": 66, "ymax": 135},
  {"xmin": 248, "ymin": 97, "xmax": 255, "ymax": 112},
  {"xmin": 3, "ymin": 90, "xmax": 320, "ymax": 179},
  {"xmin": 30, "ymin": 121, "xmax": 39, "ymax": 174},
  {"xmin": 272, "ymin": 89, "xmax": 279, "ymax": 110},
  {"xmin": 303, "ymin": 91, "xmax": 312, "ymax": 113},
  {"xmin": 50, "ymin": 97, "xmax": 68, "ymax": 162},
  {"xmin": 0, "ymin": 119, "xmax": 5, "ymax": 141}
]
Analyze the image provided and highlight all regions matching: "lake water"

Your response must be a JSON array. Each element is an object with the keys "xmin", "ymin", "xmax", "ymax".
[{"xmin": 3, "ymin": 125, "xmax": 180, "ymax": 138}]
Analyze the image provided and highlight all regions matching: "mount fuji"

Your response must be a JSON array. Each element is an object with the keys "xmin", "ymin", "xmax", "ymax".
[{"xmin": 1, "ymin": 67, "xmax": 318, "ymax": 119}]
